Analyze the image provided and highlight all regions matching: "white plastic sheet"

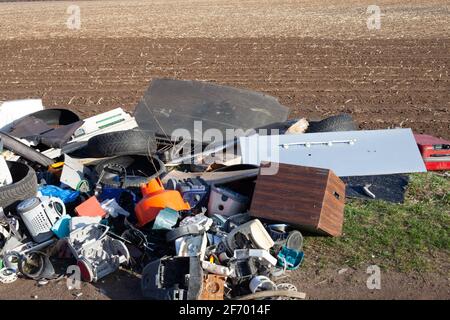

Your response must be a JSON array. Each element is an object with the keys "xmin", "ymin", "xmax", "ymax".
[{"xmin": 239, "ymin": 128, "xmax": 427, "ymax": 176}]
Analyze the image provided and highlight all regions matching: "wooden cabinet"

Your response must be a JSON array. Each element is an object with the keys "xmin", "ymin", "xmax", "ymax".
[{"xmin": 249, "ymin": 162, "xmax": 345, "ymax": 236}]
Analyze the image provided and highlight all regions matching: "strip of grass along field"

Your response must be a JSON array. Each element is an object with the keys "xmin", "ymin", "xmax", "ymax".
[{"xmin": 305, "ymin": 172, "xmax": 449, "ymax": 273}]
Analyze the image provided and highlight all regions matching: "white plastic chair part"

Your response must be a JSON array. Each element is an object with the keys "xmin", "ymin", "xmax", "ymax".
[{"xmin": 0, "ymin": 99, "xmax": 44, "ymax": 131}]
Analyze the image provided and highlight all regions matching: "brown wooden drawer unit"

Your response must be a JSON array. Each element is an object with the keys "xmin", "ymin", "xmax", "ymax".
[{"xmin": 249, "ymin": 162, "xmax": 345, "ymax": 236}]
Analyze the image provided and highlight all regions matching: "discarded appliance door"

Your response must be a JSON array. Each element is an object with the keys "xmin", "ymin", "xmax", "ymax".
[
  {"xmin": 141, "ymin": 256, "xmax": 203, "ymax": 300},
  {"xmin": 134, "ymin": 78, "xmax": 290, "ymax": 141},
  {"xmin": 239, "ymin": 128, "xmax": 427, "ymax": 177}
]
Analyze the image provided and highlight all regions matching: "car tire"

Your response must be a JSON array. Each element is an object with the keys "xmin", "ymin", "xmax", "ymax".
[
  {"xmin": 0, "ymin": 161, "xmax": 38, "ymax": 209},
  {"xmin": 85, "ymin": 129, "xmax": 157, "ymax": 158},
  {"xmin": 307, "ymin": 114, "xmax": 357, "ymax": 133}
]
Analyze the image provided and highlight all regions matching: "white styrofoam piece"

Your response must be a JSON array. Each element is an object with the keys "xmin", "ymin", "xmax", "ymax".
[
  {"xmin": 41, "ymin": 109, "xmax": 137, "ymax": 159},
  {"xmin": 0, "ymin": 155, "xmax": 13, "ymax": 187},
  {"xmin": 60, "ymin": 154, "xmax": 91, "ymax": 190},
  {"xmin": 233, "ymin": 249, "xmax": 277, "ymax": 266},
  {"xmin": 71, "ymin": 107, "xmax": 137, "ymax": 142},
  {"xmin": 0, "ymin": 99, "xmax": 44, "ymax": 130},
  {"xmin": 41, "ymin": 148, "xmax": 62, "ymax": 159},
  {"xmin": 239, "ymin": 128, "xmax": 426, "ymax": 177}
]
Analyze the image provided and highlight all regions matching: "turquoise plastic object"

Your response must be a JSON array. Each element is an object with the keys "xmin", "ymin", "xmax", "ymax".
[
  {"xmin": 152, "ymin": 208, "xmax": 180, "ymax": 231},
  {"xmin": 277, "ymin": 246, "xmax": 304, "ymax": 270},
  {"xmin": 51, "ymin": 214, "xmax": 71, "ymax": 238}
]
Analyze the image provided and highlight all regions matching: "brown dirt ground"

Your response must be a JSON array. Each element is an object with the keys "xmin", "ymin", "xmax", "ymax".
[
  {"xmin": 0, "ymin": 266, "xmax": 448, "ymax": 300},
  {"xmin": 0, "ymin": 0, "xmax": 448, "ymax": 300},
  {"xmin": 0, "ymin": 37, "xmax": 448, "ymax": 138}
]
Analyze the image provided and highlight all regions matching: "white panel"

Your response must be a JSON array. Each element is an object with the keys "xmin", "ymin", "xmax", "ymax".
[{"xmin": 239, "ymin": 129, "xmax": 426, "ymax": 176}]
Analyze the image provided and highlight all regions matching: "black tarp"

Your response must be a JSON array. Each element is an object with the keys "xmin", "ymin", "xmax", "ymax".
[{"xmin": 342, "ymin": 174, "xmax": 410, "ymax": 203}]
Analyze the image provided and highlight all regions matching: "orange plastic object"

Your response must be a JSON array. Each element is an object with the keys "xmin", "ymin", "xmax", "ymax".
[
  {"xmin": 75, "ymin": 196, "xmax": 107, "ymax": 218},
  {"xmin": 135, "ymin": 178, "xmax": 190, "ymax": 227}
]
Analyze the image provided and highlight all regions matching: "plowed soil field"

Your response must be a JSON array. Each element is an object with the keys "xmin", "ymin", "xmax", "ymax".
[{"xmin": 0, "ymin": 0, "xmax": 448, "ymax": 300}]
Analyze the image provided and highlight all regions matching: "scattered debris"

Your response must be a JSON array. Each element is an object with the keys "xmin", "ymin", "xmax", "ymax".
[{"xmin": 0, "ymin": 79, "xmax": 438, "ymax": 300}]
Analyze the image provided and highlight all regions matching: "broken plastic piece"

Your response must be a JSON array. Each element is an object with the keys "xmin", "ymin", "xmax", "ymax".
[
  {"xmin": 362, "ymin": 184, "xmax": 376, "ymax": 199},
  {"xmin": 179, "ymin": 213, "xmax": 213, "ymax": 230},
  {"xmin": 201, "ymin": 261, "xmax": 232, "ymax": 277},
  {"xmin": 277, "ymin": 246, "xmax": 304, "ymax": 270},
  {"xmin": 176, "ymin": 177, "xmax": 210, "ymax": 208},
  {"xmin": 286, "ymin": 118, "xmax": 309, "ymax": 134},
  {"xmin": 166, "ymin": 224, "xmax": 203, "ymax": 242},
  {"xmin": 38, "ymin": 185, "xmax": 80, "ymax": 204},
  {"xmin": 141, "ymin": 256, "xmax": 203, "ymax": 300},
  {"xmin": 67, "ymin": 224, "xmax": 129, "ymax": 282},
  {"xmin": 60, "ymin": 155, "xmax": 92, "ymax": 191},
  {"xmin": 175, "ymin": 233, "xmax": 207, "ymax": 258},
  {"xmin": 233, "ymin": 249, "xmax": 277, "ymax": 266},
  {"xmin": 225, "ymin": 219, "xmax": 274, "ymax": 252},
  {"xmin": 101, "ymin": 198, "xmax": 130, "ymax": 218},
  {"xmin": 249, "ymin": 275, "xmax": 276, "ymax": 293},
  {"xmin": 135, "ymin": 178, "xmax": 190, "ymax": 227},
  {"xmin": 152, "ymin": 208, "xmax": 180, "ymax": 231},
  {"xmin": 70, "ymin": 108, "xmax": 138, "ymax": 142},
  {"xmin": 0, "ymin": 154, "xmax": 12, "ymax": 187},
  {"xmin": 75, "ymin": 196, "xmax": 106, "ymax": 218},
  {"xmin": 70, "ymin": 216, "xmax": 102, "ymax": 231},
  {"xmin": 17, "ymin": 197, "xmax": 65, "ymax": 243},
  {"xmin": 207, "ymin": 186, "xmax": 249, "ymax": 217},
  {"xmin": 51, "ymin": 214, "xmax": 71, "ymax": 239}
]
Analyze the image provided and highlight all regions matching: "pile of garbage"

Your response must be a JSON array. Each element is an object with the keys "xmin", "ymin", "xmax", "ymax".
[{"xmin": 0, "ymin": 79, "xmax": 447, "ymax": 300}]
